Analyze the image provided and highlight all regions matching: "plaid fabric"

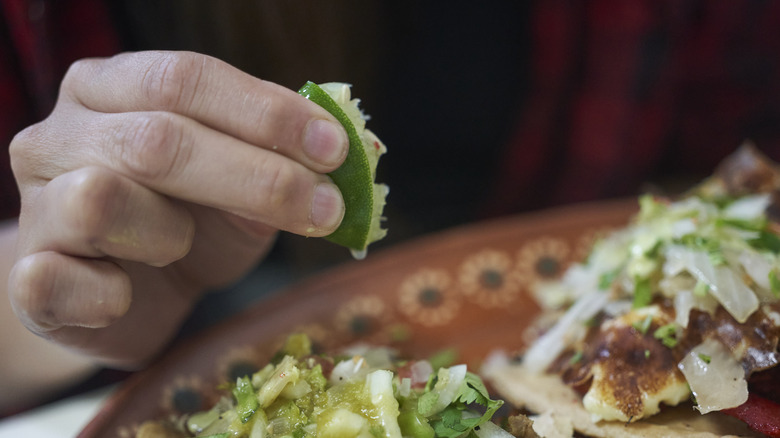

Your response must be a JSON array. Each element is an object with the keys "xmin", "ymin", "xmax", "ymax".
[
  {"xmin": 0, "ymin": 0, "xmax": 119, "ymax": 219},
  {"xmin": 484, "ymin": 0, "xmax": 780, "ymax": 216}
]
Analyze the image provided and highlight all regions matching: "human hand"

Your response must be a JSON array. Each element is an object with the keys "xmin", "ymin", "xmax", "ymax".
[{"xmin": 7, "ymin": 51, "xmax": 347, "ymax": 367}]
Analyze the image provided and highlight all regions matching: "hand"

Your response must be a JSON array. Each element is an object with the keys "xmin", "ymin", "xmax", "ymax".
[{"xmin": 7, "ymin": 51, "xmax": 347, "ymax": 368}]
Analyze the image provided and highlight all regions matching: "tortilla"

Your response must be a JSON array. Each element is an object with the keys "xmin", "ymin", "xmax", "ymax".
[{"xmin": 486, "ymin": 364, "xmax": 761, "ymax": 438}]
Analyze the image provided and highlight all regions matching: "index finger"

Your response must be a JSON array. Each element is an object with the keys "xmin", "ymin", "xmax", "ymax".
[{"xmin": 60, "ymin": 51, "xmax": 348, "ymax": 173}]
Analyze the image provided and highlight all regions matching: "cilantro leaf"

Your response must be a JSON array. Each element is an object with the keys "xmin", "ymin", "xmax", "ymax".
[
  {"xmin": 632, "ymin": 314, "xmax": 653, "ymax": 335},
  {"xmin": 717, "ymin": 217, "xmax": 767, "ymax": 232},
  {"xmin": 632, "ymin": 276, "xmax": 652, "ymax": 309},
  {"xmin": 417, "ymin": 390, "xmax": 440, "ymax": 417},
  {"xmin": 458, "ymin": 373, "xmax": 491, "ymax": 406},
  {"xmin": 423, "ymin": 371, "xmax": 504, "ymax": 438},
  {"xmin": 653, "ymin": 323, "xmax": 679, "ymax": 348},
  {"xmin": 749, "ymin": 230, "xmax": 780, "ymax": 254},
  {"xmin": 432, "ymin": 406, "xmax": 479, "ymax": 437},
  {"xmin": 770, "ymin": 269, "xmax": 780, "ymax": 298},
  {"xmin": 598, "ymin": 268, "xmax": 620, "ymax": 291}
]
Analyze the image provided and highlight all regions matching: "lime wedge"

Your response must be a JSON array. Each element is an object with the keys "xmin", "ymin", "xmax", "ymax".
[{"xmin": 298, "ymin": 81, "xmax": 388, "ymax": 259}]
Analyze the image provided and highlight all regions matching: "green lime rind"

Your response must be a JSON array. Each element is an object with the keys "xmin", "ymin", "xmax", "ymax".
[{"xmin": 298, "ymin": 81, "xmax": 387, "ymax": 256}]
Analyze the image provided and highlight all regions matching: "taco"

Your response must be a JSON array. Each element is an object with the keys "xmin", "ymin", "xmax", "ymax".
[{"xmin": 486, "ymin": 144, "xmax": 780, "ymax": 437}]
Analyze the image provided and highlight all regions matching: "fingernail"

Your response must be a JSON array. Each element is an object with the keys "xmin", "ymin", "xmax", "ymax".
[
  {"xmin": 311, "ymin": 183, "xmax": 344, "ymax": 231},
  {"xmin": 303, "ymin": 119, "xmax": 348, "ymax": 167}
]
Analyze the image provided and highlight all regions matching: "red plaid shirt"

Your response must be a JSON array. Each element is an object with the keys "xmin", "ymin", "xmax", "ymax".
[
  {"xmin": 484, "ymin": 0, "xmax": 780, "ymax": 216},
  {"xmin": 0, "ymin": 0, "xmax": 119, "ymax": 219}
]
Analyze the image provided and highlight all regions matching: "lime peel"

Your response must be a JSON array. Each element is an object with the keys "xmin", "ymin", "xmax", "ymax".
[{"xmin": 298, "ymin": 81, "xmax": 388, "ymax": 259}]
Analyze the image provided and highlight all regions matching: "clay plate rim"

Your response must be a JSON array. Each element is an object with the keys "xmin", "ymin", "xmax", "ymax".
[{"xmin": 77, "ymin": 198, "xmax": 638, "ymax": 438}]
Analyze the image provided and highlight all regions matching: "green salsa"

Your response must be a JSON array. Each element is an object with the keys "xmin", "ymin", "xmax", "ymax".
[{"xmin": 178, "ymin": 335, "xmax": 504, "ymax": 438}]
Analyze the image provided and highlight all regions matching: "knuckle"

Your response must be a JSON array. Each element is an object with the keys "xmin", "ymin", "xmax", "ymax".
[
  {"xmin": 243, "ymin": 92, "xmax": 276, "ymax": 140},
  {"xmin": 9, "ymin": 254, "xmax": 131, "ymax": 330},
  {"xmin": 60, "ymin": 169, "xmax": 122, "ymax": 240},
  {"xmin": 140, "ymin": 51, "xmax": 206, "ymax": 112},
  {"xmin": 112, "ymin": 113, "xmax": 189, "ymax": 182},
  {"xmin": 59, "ymin": 58, "xmax": 94, "ymax": 96},
  {"xmin": 9, "ymin": 120, "xmax": 53, "ymax": 183},
  {"xmin": 257, "ymin": 161, "xmax": 299, "ymax": 211},
  {"xmin": 9, "ymin": 122, "xmax": 42, "ymax": 160}
]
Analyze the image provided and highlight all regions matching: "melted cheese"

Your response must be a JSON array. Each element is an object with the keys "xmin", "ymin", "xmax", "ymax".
[
  {"xmin": 579, "ymin": 306, "xmax": 691, "ymax": 422},
  {"xmin": 583, "ymin": 361, "xmax": 690, "ymax": 422}
]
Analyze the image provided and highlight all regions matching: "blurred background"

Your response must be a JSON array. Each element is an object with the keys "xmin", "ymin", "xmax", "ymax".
[{"xmin": 4, "ymin": 0, "xmax": 780, "ymax": 409}]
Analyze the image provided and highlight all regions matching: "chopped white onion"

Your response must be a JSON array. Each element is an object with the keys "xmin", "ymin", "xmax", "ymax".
[
  {"xmin": 723, "ymin": 194, "xmax": 771, "ymax": 220},
  {"xmin": 673, "ymin": 289, "xmax": 719, "ymax": 328},
  {"xmin": 710, "ymin": 265, "xmax": 760, "ymax": 323},
  {"xmin": 658, "ymin": 274, "xmax": 696, "ymax": 298},
  {"xmin": 671, "ymin": 218, "xmax": 697, "ymax": 238},
  {"xmin": 674, "ymin": 290, "xmax": 695, "ymax": 328},
  {"xmin": 630, "ymin": 227, "xmax": 659, "ymax": 257},
  {"xmin": 266, "ymin": 417, "xmax": 290, "ymax": 436},
  {"xmin": 249, "ymin": 412, "xmax": 268, "ymax": 438},
  {"xmin": 318, "ymin": 408, "xmax": 368, "ymax": 437},
  {"xmin": 531, "ymin": 280, "xmax": 573, "ymax": 310},
  {"xmin": 427, "ymin": 365, "xmax": 467, "ymax": 415},
  {"xmin": 559, "ymin": 264, "xmax": 599, "ymax": 300},
  {"xmin": 461, "ymin": 410, "xmax": 516, "ymax": 438},
  {"xmin": 367, "ymin": 369, "xmax": 402, "ymax": 438},
  {"xmin": 739, "ymin": 250, "xmax": 772, "ymax": 290},
  {"xmin": 678, "ymin": 338, "xmax": 748, "ymax": 413},
  {"xmin": 473, "ymin": 418, "xmax": 516, "ymax": 438},
  {"xmin": 479, "ymin": 350, "xmax": 510, "ymax": 378},
  {"xmin": 409, "ymin": 360, "xmax": 433, "ymax": 387},
  {"xmin": 398, "ymin": 377, "xmax": 411, "ymax": 398},
  {"xmin": 257, "ymin": 356, "xmax": 300, "ymax": 408},
  {"xmin": 664, "ymin": 245, "xmax": 759, "ymax": 323},
  {"xmin": 330, "ymin": 356, "xmax": 367, "ymax": 385},
  {"xmin": 522, "ymin": 292, "xmax": 609, "ymax": 373},
  {"xmin": 662, "ymin": 245, "xmax": 688, "ymax": 277},
  {"xmin": 280, "ymin": 378, "xmax": 311, "ymax": 399},
  {"xmin": 738, "ymin": 250, "xmax": 780, "ymax": 302}
]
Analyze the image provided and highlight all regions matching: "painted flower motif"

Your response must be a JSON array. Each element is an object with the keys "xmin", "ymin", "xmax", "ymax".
[
  {"xmin": 334, "ymin": 295, "xmax": 394, "ymax": 343},
  {"xmin": 397, "ymin": 268, "xmax": 460, "ymax": 327},
  {"xmin": 215, "ymin": 345, "xmax": 265, "ymax": 384},
  {"xmin": 516, "ymin": 236, "xmax": 571, "ymax": 283},
  {"xmin": 458, "ymin": 249, "xmax": 523, "ymax": 308},
  {"xmin": 161, "ymin": 374, "xmax": 208, "ymax": 415}
]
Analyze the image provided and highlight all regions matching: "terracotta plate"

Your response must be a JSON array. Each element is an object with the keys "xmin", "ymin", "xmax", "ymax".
[{"xmin": 78, "ymin": 199, "xmax": 638, "ymax": 438}]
